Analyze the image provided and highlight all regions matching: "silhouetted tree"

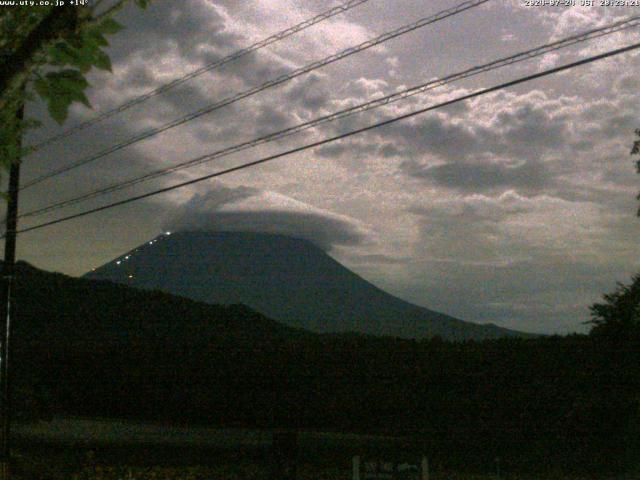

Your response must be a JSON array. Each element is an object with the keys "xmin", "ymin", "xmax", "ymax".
[
  {"xmin": 631, "ymin": 129, "xmax": 640, "ymax": 216},
  {"xmin": 588, "ymin": 274, "xmax": 640, "ymax": 474},
  {"xmin": 589, "ymin": 274, "xmax": 640, "ymax": 340},
  {"xmin": 0, "ymin": 0, "xmax": 151, "ymax": 180}
]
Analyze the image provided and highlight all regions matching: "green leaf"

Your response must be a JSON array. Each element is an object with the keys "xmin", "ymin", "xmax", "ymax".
[
  {"xmin": 135, "ymin": 0, "xmax": 150, "ymax": 9},
  {"xmin": 36, "ymin": 70, "xmax": 92, "ymax": 123},
  {"xmin": 33, "ymin": 77, "xmax": 50, "ymax": 99},
  {"xmin": 76, "ymin": 90, "xmax": 91, "ymax": 109},
  {"xmin": 47, "ymin": 41, "xmax": 80, "ymax": 66},
  {"xmin": 84, "ymin": 27, "xmax": 109, "ymax": 47},
  {"xmin": 98, "ymin": 18, "xmax": 124, "ymax": 35},
  {"xmin": 66, "ymin": 35, "xmax": 84, "ymax": 50},
  {"xmin": 49, "ymin": 95, "xmax": 69, "ymax": 124},
  {"xmin": 47, "ymin": 41, "xmax": 96, "ymax": 72},
  {"xmin": 46, "ymin": 69, "xmax": 89, "ymax": 92},
  {"xmin": 70, "ymin": 45, "xmax": 96, "ymax": 72},
  {"xmin": 92, "ymin": 50, "xmax": 112, "ymax": 72},
  {"xmin": 8, "ymin": 1, "xmax": 130, "ymax": 129}
]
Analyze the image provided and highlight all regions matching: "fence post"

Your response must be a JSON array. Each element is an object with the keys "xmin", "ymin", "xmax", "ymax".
[
  {"xmin": 352, "ymin": 455, "xmax": 360, "ymax": 480},
  {"xmin": 421, "ymin": 456, "xmax": 429, "ymax": 480}
]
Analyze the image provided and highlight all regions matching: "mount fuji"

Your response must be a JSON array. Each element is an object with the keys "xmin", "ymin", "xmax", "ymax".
[{"xmin": 85, "ymin": 230, "xmax": 526, "ymax": 340}]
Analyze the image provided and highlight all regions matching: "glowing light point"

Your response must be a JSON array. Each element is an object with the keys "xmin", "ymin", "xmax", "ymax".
[
  {"xmin": 165, "ymin": 231, "xmax": 171, "ymax": 236},
  {"xmin": 128, "ymin": 275, "xmax": 134, "ymax": 279},
  {"xmin": 125, "ymin": 256, "xmax": 130, "ymax": 260},
  {"xmin": 116, "ymin": 261, "xmax": 121, "ymax": 265}
]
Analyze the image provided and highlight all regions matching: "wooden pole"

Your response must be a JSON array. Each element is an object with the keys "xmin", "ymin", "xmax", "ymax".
[{"xmin": 0, "ymin": 98, "xmax": 23, "ymax": 480}]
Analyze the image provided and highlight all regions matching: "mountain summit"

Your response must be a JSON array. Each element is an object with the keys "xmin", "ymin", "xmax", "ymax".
[{"xmin": 85, "ymin": 231, "xmax": 525, "ymax": 340}]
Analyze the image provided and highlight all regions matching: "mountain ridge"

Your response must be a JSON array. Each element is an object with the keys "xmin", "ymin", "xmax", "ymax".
[{"xmin": 85, "ymin": 230, "xmax": 529, "ymax": 340}]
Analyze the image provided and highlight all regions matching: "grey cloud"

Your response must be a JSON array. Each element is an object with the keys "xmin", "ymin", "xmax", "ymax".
[
  {"xmin": 109, "ymin": 0, "xmax": 238, "ymax": 65},
  {"xmin": 103, "ymin": 0, "xmax": 296, "ymax": 130},
  {"xmin": 496, "ymin": 103, "xmax": 567, "ymax": 150},
  {"xmin": 346, "ymin": 78, "xmax": 389, "ymax": 98},
  {"xmin": 379, "ymin": 143, "xmax": 405, "ymax": 158},
  {"xmin": 316, "ymin": 143, "xmax": 349, "ymax": 158},
  {"xmin": 570, "ymin": 138, "xmax": 594, "ymax": 152},
  {"xmin": 285, "ymin": 73, "xmax": 331, "ymax": 112},
  {"xmin": 187, "ymin": 96, "xmax": 292, "ymax": 144},
  {"xmin": 162, "ymin": 184, "xmax": 368, "ymax": 251},
  {"xmin": 615, "ymin": 74, "xmax": 640, "ymax": 94},
  {"xmin": 22, "ymin": 98, "xmax": 164, "ymax": 194},
  {"xmin": 220, "ymin": 51, "xmax": 290, "ymax": 89},
  {"xmin": 401, "ymin": 199, "xmax": 634, "ymax": 333},
  {"xmin": 401, "ymin": 158, "xmax": 551, "ymax": 193},
  {"xmin": 407, "ymin": 196, "xmax": 529, "ymax": 223},
  {"xmin": 252, "ymin": 105, "xmax": 295, "ymax": 138},
  {"xmin": 164, "ymin": 210, "xmax": 365, "ymax": 251},
  {"xmin": 171, "ymin": 184, "xmax": 260, "ymax": 212},
  {"xmin": 315, "ymin": 140, "xmax": 379, "ymax": 159},
  {"xmin": 347, "ymin": 253, "xmax": 408, "ymax": 265},
  {"xmin": 408, "ymin": 202, "xmax": 518, "ymax": 266},
  {"xmin": 595, "ymin": 114, "xmax": 636, "ymax": 139},
  {"xmin": 333, "ymin": 92, "xmax": 572, "ymax": 169},
  {"xmin": 390, "ymin": 115, "xmax": 485, "ymax": 162},
  {"xmin": 150, "ymin": 81, "xmax": 220, "ymax": 114},
  {"xmin": 385, "ymin": 95, "xmax": 586, "ymax": 197},
  {"xmin": 400, "ymin": 257, "xmax": 627, "ymax": 334},
  {"xmin": 118, "ymin": 62, "xmax": 157, "ymax": 90}
]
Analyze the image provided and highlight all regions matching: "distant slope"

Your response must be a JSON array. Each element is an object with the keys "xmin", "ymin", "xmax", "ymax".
[
  {"xmin": 11, "ymin": 260, "xmax": 304, "ymax": 350},
  {"xmin": 85, "ymin": 231, "xmax": 526, "ymax": 340}
]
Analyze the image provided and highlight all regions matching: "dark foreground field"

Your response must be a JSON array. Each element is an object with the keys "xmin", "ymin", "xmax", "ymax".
[
  {"xmin": 9, "ymin": 418, "xmax": 636, "ymax": 480},
  {"xmin": 6, "ymin": 265, "xmax": 639, "ymax": 478}
]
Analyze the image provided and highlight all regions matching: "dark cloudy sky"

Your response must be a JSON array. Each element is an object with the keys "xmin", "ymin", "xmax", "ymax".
[{"xmin": 10, "ymin": 0, "xmax": 640, "ymax": 334}]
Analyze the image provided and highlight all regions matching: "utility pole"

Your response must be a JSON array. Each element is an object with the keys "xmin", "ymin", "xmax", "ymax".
[
  {"xmin": 0, "ymin": 98, "xmax": 24, "ymax": 480},
  {"xmin": 0, "ymin": 8, "xmax": 80, "ymax": 480}
]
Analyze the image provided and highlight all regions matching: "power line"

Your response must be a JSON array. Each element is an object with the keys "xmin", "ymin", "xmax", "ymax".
[
  {"xmin": 20, "ymin": 0, "xmax": 491, "ymax": 190},
  {"xmin": 12, "ymin": 40, "xmax": 640, "ymax": 238},
  {"xmin": 25, "ymin": 0, "xmax": 373, "ymax": 153},
  {"xmin": 19, "ymin": 15, "xmax": 640, "ymax": 220}
]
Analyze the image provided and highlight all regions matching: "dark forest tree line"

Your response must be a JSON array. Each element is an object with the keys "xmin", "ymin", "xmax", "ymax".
[{"xmin": 4, "ymin": 260, "xmax": 638, "ymax": 476}]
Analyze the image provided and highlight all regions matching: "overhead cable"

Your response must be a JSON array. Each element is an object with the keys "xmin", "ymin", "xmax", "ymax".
[
  {"xmin": 12, "ymin": 40, "xmax": 640, "ymax": 237},
  {"xmin": 20, "ymin": 0, "xmax": 491, "ymax": 190},
  {"xmin": 26, "ymin": 0, "xmax": 373, "ymax": 152},
  {"xmin": 19, "ymin": 15, "xmax": 640, "ymax": 219}
]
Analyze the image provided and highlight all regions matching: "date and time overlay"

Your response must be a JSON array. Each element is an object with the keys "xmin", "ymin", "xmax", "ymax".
[
  {"xmin": 525, "ymin": 0, "xmax": 640, "ymax": 7},
  {"xmin": 2, "ymin": 0, "xmax": 640, "ymax": 8}
]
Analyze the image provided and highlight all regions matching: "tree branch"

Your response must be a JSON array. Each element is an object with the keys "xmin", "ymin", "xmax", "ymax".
[
  {"xmin": 0, "ymin": 7, "xmax": 78, "ymax": 98},
  {"xmin": 92, "ymin": 0, "xmax": 128, "ymax": 22}
]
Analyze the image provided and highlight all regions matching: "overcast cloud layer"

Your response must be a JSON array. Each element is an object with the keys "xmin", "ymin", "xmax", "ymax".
[
  {"xmin": 12, "ymin": 0, "xmax": 640, "ymax": 334},
  {"xmin": 162, "ymin": 183, "xmax": 370, "ymax": 251}
]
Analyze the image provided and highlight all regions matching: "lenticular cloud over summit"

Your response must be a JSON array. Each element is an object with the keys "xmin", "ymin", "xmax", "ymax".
[{"xmin": 162, "ymin": 183, "xmax": 370, "ymax": 251}]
